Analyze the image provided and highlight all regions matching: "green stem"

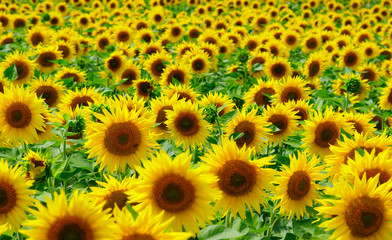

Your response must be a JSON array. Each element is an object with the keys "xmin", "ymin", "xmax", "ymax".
[
  {"xmin": 215, "ymin": 112, "xmax": 223, "ymax": 144},
  {"xmin": 62, "ymin": 128, "xmax": 69, "ymax": 193},
  {"xmin": 225, "ymin": 211, "xmax": 232, "ymax": 227},
  {"xmin": 242, "ymin": 62, "xmax": 248, "ymax": 89},
  {"xmin": 267, "ymin": 201, "xmax": 278, "ymax": 237},
  {"xmin": 345, "ymin": 90, "xmax": 349, "ymax": 112}
]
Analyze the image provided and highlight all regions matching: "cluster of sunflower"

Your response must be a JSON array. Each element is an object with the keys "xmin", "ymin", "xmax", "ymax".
[{"xmin": 0, "ymin": 0, "xmax": 392, "ymax": 239}]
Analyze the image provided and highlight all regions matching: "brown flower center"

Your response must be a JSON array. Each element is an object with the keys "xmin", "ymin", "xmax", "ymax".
[
  {"xmin": 189, "ymin": 29, "xmax": 200, "ymax": 39},
  {"xmin": 0, "ymin": 182, "xmax": 17, "ymax": 214},
  {"xmin": 360, "ymin": 69, "xmax": 375, "ymax": 81},
  {"xmin": 345, "ymin": 196, "xmax": 384, "ymax": 238},
  {"xmin": 218, "ymin": 160, "xmax": 257, "ymax": 196},
  {"xmin": 151, "ymin": 59, "xmax": 165, "ymax": 77},
  {"xmin": 270, "ymin": 63, "xmax": 287, "ymax": 78},
  {"xmin": 281, "ymin": 87, "xmax": 301, "ymax": 102},
  {"xmin": 70, "ymin": 96, "xmax": 94, "ymax": 110},
  {"xmin": 191, "ymin": 58, "xmax": 205, "ymax": 72},
  {"xmin": 234, "ymin": 121, "xmax": 255, "ymax": 148},
  {"xmin": 174, "ymin": 113, "xmax": 199, "ymax": 136},
  {"xmin": 268, "ymin": 114, "xmax": 289, "ymax": 135},
  {"xmin": 137, "ymin": 81, "xmax": 153, "ymax": 97},
  {"xmin": 171, "ymin": 27, "xmax": 181, "ymax": 37},
  {"xmin": 14, "ymin": 60, "xmax": 29, "ymax": 80},
  {"xmin": 36, "ymin": 86, "xmax": 58, "ymax": 107},
  {"xmin": 6, "ymin": 102, "xmax": 32, "ymax": 128},
  {"xmin": 104, "ymin": 122, "xmax": 141, "ymax": 156},
  {"xmin": 156, "ymin": 106, "xmax": 173, "ymax": 130},
  {"xmin": 286, "ymin": 35, "xmax": 297, "ymax": 45},
  {"xmin": 118, "ymin": 31, "xmax": 130, "ymax": 42},
  {"xmin": 47, "ymin": 216, "xmax": 93, "ymax": 240},
  {"xmin": 254, "ymin": 88, "xmax": 275, "ymax": 106},
  {"xmin": 314, "ymin": 121, "xmax": 340, "ymax": 148},
  {"xmin": 305, "ymin": 37, "xmax": 318, "ymax": 50},
  {"xmin": 287, "ymin": 170, "xmax": 311, "ymax": 200},
  {"xmin": 121, "ymin": 69, "xmax": 137, "ymax": 85},
  {"xmin": 98, "ymin": 38, "xmax": 109, "ymax": 50},
  {"xmin": 294, "ymin": 107, "xmax": 308, "ymax": 121},
  {"xmin": 360, "ymin": 169, "xmax": 391, "ymax": 185},
  {"xmin": 58, "ymin": 45, "xmax": 70, "ymax": 59},
  {"xmin": 308, "ymin": 61, "xmax": 320, "ymax": 77},
  {"xmin": 103, "ymin": 190, "xmax": 128, "ymax": 211},
  {"xmin": 122, "ymin": 234, "xmax": 156, "ymax": 240},
  {"xmin": 107, "ymin": 56, "xmax": 122, "ymax": 72},
  {"xmin": 166, "ymin": 69, "xmax": 185, "ymax": 84},
  {"xmin": 31, "ymin": 32, "xmax": 44, "ymax": 46},
  {"xmin": 344, "ymin": 52, "xmax": 358, "ymax": 67},
  {"xmin": 37, "ymin": 52, "xmax": 57, "ymax": 67},
  {"xmin": 61, "ymin": 73, "xmax": 80, "ymax": 83},
  {"xmin": 153, "ymin": 174, "xmax": 195, "ymax": 212}
]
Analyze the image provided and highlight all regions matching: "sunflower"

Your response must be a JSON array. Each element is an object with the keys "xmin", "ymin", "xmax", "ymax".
[
  {"xmin": 326, "ymin": 132, "xmax": 392, "ymax": 179},
  {"xmin": 262, "ymin": 103, "xmax": 299, "ymax": 146},
  {"xmin": 273, "ymin": 151, "xmax": 324, "ymax": 219},
  {"xmin": 23, "ymin": 150, "xmax": 46, "ymax": 180},
  {"xmin": 105, "ymin": 50, "xmax": 127, "ymax": 76},
  {"xmin": 338, "ymin": 45, "xmax": 362, "ymax": 70},
  {"xmin": 160, "ymin": 63, "xmax": 191, "ymax": 87},
  {"xmin": 22, "ymin": 190, "xmax": 116, "ymax": 240},
  {"xmin": 89, "ymin": 175, "xmax": 135, "ymax": 212},
  {"xmin": 34, "ymin": 45, "xmax": 63, "ymax": 74},
  {"xmin": 247, "ymin": 52, "xmax": 270, "ymax": 78},
  {"xmin": 139, "ymin": 41, "xmax": 165, "ymax": 58},
  {"xmin": 225, "ymin": 108, "xmax": 269, "ymax": 151},
  {"xmin": 144, "ymin": 52, "xmax": 171, "ymax": 82},
  {"xmin": 182, "ymin": 48, "xmax": 211, "ymax": 75},
  {"xmin": 281, "ymin": 30, "xmax": 300, "ymax": 49},
  {"xmin": 110, "ymin": 95, "xmax": 147, "ymax": 118},
  {"xmin": 301, "ymin": 34, "xmax": 321, "ymax": 53},
  {"xmin": 273, "ymin": 76, "xmax": 311, "ymax": 104},
  {"xmin": 378, "ymin": 81, "xmax": 392, "ymax": 110},
  {"xmin": 113, "ymin": 205, "xmax": 191, "ymax": 240},
  {"xmin": 0, "ymin": 85, "xmax": 45, "ymax": 145},
  {"xmin": 343, "ymin": 112, "xmax": 377, "ymax": 136},
  {"xmin": 0, "ymin": 33, "xmax": 14, "ymax": 45},
  {"xmin": 0, "ymin": 158, "xmax": 35, "ymax": 233},
  {"xmin": 165, "ymin": 23, "xmax": 184, "ymax": 42},
  {"xmin": 285, "ymin": 99, "xmax": 313, "ymax": 123},
  {"xmin": 187, "ymin": 25, "xmax": 201, "ymax": 40},
  {"xmin": 85, "ymin": 105, "xmax": 156, "ymax": 172},
  {"xmin": 201, "ymin": 137, "xmax": 275, "ymax": 219},
  {"xmin": 55, "ymin": 67, "xmax": 86, "ymax": 85},
  {"xmin": 115, "ymin": 61, "xmax": 141, "ymax": 91},
  {"xmin": 149, "ymin": 95, "xmax": 178, "ymax": 139},
  {"xmin": 302, "ymin": 107, "xmax": 353, "ymax": 157},
  {"xmin": 55, "ymin": 40, "xmax": 76, "ymax": 61},
  {"xmin": 302, "ymin": 51, "xmax": 327, "ymax": 80},
  {"xmin": 59, "ymin": 87, "xmax": 103, "ymax": 113},
  {"xmin": 341, "ymin": 149, "xmax": 392, "ymax": 187},
  {"xmin": 132, "ymin": 79, "xmax": 155, "ymax": 100},
  {"xmin": 30, "ymin": 76, "xmax": 64, "ymax": 108},
  {"xmin": 175, "ymin": 41, "xmax": 197, "ymax": 61},
  {"xmin": 360, "ymin": 41, "xmax": 380, "ymax": 60},
  {"xmin": 136, "ymin": 28, "xmax": 155, "ymax": 44},
  {"xmin": 133, "ymin": 151, "xmax": 219, "ymax": 233},
  {"xmin": 317, "ymin": 176, "xmax": 392, "ymax": 240},
  {"xmin": 358, "ymin": 62, "xmax": 380, "ymax": 82},
  {"xmin": 0, "ymin": 50, "xmax": 35, "ymax": 86},
  {"xmin": 26, "ymin": 25, "xmax": 51, "ymax": 47},
  {"xmin": 264, "ymin": 56, "xmax": 292, "ymax": 80},
  {"xmin": 162, "ymin": 84, "xmax": 199, "ymax": 103},
  {"xmin": 165, "ymin": 99, "xmax": 210, "ymax": 148},
  {"xmin": 95, "ymin": 32, "xmax": 111, "ymax": 52},
  {"xmin": 200, "ymin": 92, "xmax": 236, "ymax": 118}
]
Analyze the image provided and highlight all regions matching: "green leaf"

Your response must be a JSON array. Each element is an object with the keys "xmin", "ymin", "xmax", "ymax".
[
  {"xmin": 231, "ymin": 132, "xmax": 244, "ymax": 141},
  {"xmin": 221, "ymin": 110, "xmax": 238, "ymax": 125},
  {"xmin": 69, "ymin": 153, "xmax": 93, "ymax": 170},
  {"xmin": 199, "ymin": 225, "xmax": 246, "ymax": 240},
  {"xmin": 49, "ymin": 58, "xmax": 69, "ymax": 66},
  {"xmin": 3, "ymin": 63, "xmax": 18, "ymax": 81}
]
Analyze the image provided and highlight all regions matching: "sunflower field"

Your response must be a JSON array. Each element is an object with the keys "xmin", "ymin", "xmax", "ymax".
[{"xmin": 1, "ymin": 0, "xmax": 392, "ymax": 239}]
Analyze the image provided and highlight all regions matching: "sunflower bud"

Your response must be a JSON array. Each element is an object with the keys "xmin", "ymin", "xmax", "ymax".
[
  {"xmin": 68, "ymin": 114, "xmax": 86, "ymax": 135},
  {"xmin": 105, "ymin": 44, "xmax": 116, "ymax": 53},
  {"xmin": 42, "ymin": 13, "xmax": 50, "ymax": 22},
  {"xmin": 232, "ymin": 96, "xmax": 245, "ymax": 110},
  {"xmin": 237, "ymin": 49, "xmax": 249, "ymax": 64},
  {"xmin": 346, "ymin": 78, "xmax": 361, "ymax": 94},
  {"xmin": 203, "ymin": 104, "xmax": 217, "ymax": 124}
]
